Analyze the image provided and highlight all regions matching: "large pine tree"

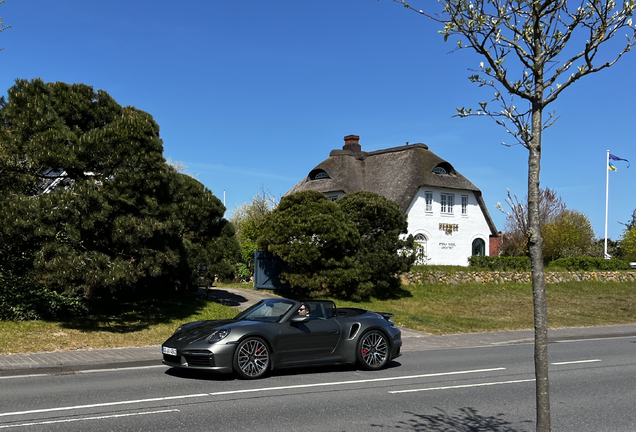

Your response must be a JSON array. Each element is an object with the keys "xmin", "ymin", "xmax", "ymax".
[{"xmin": 0, "ymin": 79, "xmax": 237, "ymax": 312}]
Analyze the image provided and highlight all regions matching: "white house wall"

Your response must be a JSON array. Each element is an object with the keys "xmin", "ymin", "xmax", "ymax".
[{"xmin": 405, "ymin": 186, "xmax": 491, "ymax": 266}]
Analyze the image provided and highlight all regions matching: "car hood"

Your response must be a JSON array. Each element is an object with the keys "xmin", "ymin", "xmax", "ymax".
[{"xmin": 163, "ymin": 319, "xmax": 263, "ymax": 347}]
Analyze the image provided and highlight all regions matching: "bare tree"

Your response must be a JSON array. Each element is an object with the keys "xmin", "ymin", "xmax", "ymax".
[
  {"xmin": 387, "ymin": 0, "xmax": 636, "ymax": 430},
  {"xmin": 0, "ymin": 0, "xmax": 10, "ymax": 51},
  {"xmin": 619, "ymin": 208, "xmax": 636, "ymax": 231},
  {"xmin": 498, "ymin": 187, "xmax": 567, "ymax": 256},
  {"xmin": 230, "ymin": 187, "xmax": 279, "ymax": 239}
]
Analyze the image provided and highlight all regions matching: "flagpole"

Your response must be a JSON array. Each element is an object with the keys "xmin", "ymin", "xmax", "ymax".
[{"xmin": 604, "ymin": 150, "xmax": 610, "ymax": 259}]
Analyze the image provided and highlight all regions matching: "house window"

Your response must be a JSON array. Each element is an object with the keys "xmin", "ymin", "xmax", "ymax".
[
  {"xmin": 425, "ymin": 191, "xmax": 433, "ymax": 212},
  {"xmin": 309, "ymin": 169, "xmax": 330, "ymax": 180},
  {"xmin": 433, "ymin": 166, "xmax": 447, "ymax": 174},
  {"xmin": 432, "ymin": 162, "xmax": 454, "ymax": 175},
  {"xmin": 440, "ymin": 194, "xmax": 454, "ymax": 214},
  {"xmin": 328, "ymin": 195, "xmax": 338, "ymax": 201},
  {"xmin": 461, "ymin": 195, "xmax": 468, "ymax": 215},
  {"xmin": 472, "ymin": 238, "xmax": 485, "ymax": 256}
]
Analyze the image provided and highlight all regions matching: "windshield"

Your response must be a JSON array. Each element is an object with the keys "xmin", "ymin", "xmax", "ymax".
[{"xmin": 234, "ymin": 298, "xmax": 296, "ymax": 322}]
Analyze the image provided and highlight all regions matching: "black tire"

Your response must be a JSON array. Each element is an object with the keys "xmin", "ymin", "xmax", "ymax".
[
  {"xmin": 233, "ymin": 337, "xmax": 270, "ymax": 379},
  {"xmin": 356, "ymin": 330, "xmax": 390, "ymax": 371}
]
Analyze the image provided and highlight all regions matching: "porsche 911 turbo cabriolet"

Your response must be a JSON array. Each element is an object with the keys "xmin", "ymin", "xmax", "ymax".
[{"xmin": 162, "ymin": 298, "xmax": 402, "ymax": 379}]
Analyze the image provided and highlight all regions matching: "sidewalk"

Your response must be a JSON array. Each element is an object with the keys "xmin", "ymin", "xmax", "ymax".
[{"xmin": 2, "ymin": 287, "xmax": 636, "ymax": 377}]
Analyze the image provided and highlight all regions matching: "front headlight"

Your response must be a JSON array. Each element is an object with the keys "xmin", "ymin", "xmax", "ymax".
[{"xmin": 206, "ymin": 328, "xmax": 231, "ymax": 344}]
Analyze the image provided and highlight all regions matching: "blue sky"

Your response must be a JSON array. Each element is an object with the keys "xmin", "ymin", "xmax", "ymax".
[{"xmin": 2, "ymin": 0, "xmax": 633, "ymax": 240}]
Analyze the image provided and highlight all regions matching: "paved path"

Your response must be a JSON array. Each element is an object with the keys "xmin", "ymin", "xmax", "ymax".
[
  {"xmin": 2, "ymin": 287, "xmax": 636, "ymax": 377},
  {"xmin": 198, "ymin": 286, "xmax": 281, "ymax": 311}
]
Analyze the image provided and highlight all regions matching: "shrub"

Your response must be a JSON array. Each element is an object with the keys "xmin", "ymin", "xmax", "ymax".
[
  {"xmin": 0, "ymin": 270, "xmax": 89, "ymax": 321},
  {"xmin": 548, "ymin": 257, "xmax": 631, "ymax": 271},
  {"xmin": 258, "ymin": 191, "xmax": 415, "ymax": 300}
]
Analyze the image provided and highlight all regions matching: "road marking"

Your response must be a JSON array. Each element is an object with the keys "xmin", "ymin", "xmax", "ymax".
[
  {"xmin": 389, "ymin": 379, "xmax": 536, "ymax": 394},
  {"xmin": 80, "ymin": 365, "xmax": 166, "ymax": 374},
  {"xmin": 551, "ymin": 359, "xmax": 602, "ymax": 365},
  {"xmin": 555, "ymin": 335, "xmax": 636, "ymax": 343},
  {"xmin": 0, "ymin": 409, "xmax": 179, "ymax": 429},
  {"xmin": 0, "ymin": 367, "xmax": 505, "ymax": 418},
  {"xmin": 0, "ymin": 374, "xmax": 48, "ymax": 380},
  {"xmin": 0, "ymin": 365, "xmax": 165, "ymax": 381},
  {"xmin": 202, "ymin": 368, "xmax": 506, "ymax": 396},
  {"xmin": 0, "ymin": 394, "xmax": 207, "ymax": 418}
]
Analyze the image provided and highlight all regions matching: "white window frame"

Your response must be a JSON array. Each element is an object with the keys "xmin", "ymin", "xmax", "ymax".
[
  {"xmin": 425, "ymin": 191, "xmax": 433, "ymax": 212},
  {"xmin": 440, "ymin": 193, "xmax": 454, "ymax": 214},
  {"xmin": 461, "ymin": 195, "xmax": 468, "ymax": 215}
]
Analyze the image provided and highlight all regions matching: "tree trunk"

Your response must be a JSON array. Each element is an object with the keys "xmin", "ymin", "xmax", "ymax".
[{"xmin": 528, "ymin": 101, "xmax": 551, "ymax": 431}]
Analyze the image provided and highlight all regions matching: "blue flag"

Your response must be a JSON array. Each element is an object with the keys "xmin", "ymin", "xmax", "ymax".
[{"xmin": 609, "ymin": 153, "xmax": 630, "ymax": 168}]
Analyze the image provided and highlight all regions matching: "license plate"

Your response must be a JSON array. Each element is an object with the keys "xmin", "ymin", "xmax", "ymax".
[{"xmin": 162, "ymin": 346, "xmax": 177, "ymax": 356}]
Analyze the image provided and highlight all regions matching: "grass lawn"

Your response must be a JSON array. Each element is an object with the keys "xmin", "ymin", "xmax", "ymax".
[
  {"xmin": 1, "ymin": 280, "xmax": 635, "ymax": 354},
  {"xmin": 332, "ymin": 281, "xmax": 636, "ymax": 334},
  {"xmin": 0, "ymin": 296, "xmax": 237, "ymax": 355}
]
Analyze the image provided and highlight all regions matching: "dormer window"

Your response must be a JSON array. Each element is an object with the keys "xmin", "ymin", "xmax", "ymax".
[
  {"xmin": 309, "ymin": 169, "xmax": 330, "ymax": 180},
  {"xmin": 433, "ymin": 166, "xmax": 447, "ymax": 174},
  {"xmin": 432, "ymin": 162, "xmax": 454, "ymax": 175}
]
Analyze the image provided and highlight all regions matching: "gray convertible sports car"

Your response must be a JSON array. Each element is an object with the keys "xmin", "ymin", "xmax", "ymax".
[{"xmin": 162, "ymin": 298, "xmax": 402, "ymax": 379}]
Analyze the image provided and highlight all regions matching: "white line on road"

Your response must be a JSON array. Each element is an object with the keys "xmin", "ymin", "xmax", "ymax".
[
  {"xmin": 0, "ymin": 365, "xmax": 164, "ymax": 381},
  {"xmin": 0, "ymin": 409, "xmax": 180, "ymax": 429},
  {"xmin": 80, "ymin": 365, "xmax": 166, "ymax": 374},
  {"xmin": 0, "ymin": 367, "xmax": 506, "ymax": 418},
  {"xmin": 389, "ymin": 379, "xmax": 536, "ymax": 394},
  {"xmin": 0, "ymin": 374, "xmax": 49, "ymax": 380},
  {"xmin": 555, "ymin": 335, "xmax": 636, "ymax": 343},
  {"xmin": 551, "ymin": 359, "xmax": 602, "ymax": 365},
  {"xmin": 204, "ymin": 367, "xmax": 507, "ymax": 397},
  {"xmin": 0, "ymin": 394, "xmax": 207, "ymax": 418}
]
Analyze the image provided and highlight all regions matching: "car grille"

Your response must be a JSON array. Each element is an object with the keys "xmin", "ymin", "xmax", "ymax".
[
  {"xmin": 163, "ymin": 354, "xmax": 180, "ymax": 364},
  {"xmin": 183, "ymin": 351, "xmax": 214, "ymax": 367}
]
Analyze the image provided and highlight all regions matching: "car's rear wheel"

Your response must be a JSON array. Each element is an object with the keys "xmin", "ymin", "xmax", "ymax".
[
  {"xmin": 233, "ymin": 337, "xmax": 270, "ymax": 379},
  {"xmin": 357, "ymin": 330, "xmax": 389, "ymax": 371}
]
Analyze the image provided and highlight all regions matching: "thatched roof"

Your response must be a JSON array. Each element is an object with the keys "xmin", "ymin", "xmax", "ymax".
[{"xmin": 286, "ymin": 136, "xmax": 498, "ymax": 236}]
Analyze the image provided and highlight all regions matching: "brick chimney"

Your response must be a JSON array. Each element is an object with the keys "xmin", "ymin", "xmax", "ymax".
[{"xmin": 343, "ymin": 134, "xmax": 361, "ymax": 152}]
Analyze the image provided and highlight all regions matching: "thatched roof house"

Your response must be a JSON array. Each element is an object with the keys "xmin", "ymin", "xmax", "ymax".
[{"xmin": 286, "ymin": 135, "xmax": 501, "ymax": 265}]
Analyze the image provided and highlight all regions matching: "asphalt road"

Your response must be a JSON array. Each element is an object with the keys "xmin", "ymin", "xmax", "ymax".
[{"xmin": 1, "ymin": 335, "xmax": 635, "ymax": 431}]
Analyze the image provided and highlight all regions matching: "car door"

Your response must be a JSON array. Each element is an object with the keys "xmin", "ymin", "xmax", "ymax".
[{"xmin": 275, "ymin": 302, "xmax": 342, "ymax": 364}]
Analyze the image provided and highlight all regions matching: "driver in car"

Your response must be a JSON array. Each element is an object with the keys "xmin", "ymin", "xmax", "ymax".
[{"xmin": 297, "ymin": 304, "xmax": 310, "ymax": 316}]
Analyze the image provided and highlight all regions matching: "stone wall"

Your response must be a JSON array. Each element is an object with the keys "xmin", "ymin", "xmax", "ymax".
[{"xmin": 401, "ymin": 270, "xmax": 636, "ymax": 285}]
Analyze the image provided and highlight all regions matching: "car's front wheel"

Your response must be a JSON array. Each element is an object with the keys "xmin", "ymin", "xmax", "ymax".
[
  {"xmin": 233, "ymin": 337, "xmax": 270, "ymax": 379},
  {"xmin": 357, "ymin": 330, "xmax": 389, "ymax": 371}
]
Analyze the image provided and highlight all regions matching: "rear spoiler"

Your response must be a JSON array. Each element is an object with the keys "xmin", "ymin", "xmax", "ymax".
[{"xmin": 376, "ymin": 312, "xmax": 395, "ymax": 321}]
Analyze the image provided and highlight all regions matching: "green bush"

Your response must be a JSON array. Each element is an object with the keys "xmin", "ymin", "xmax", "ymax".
[
  {"xmin": 0, "ymin": 271, "xmax": 88, "ymax": 321},
  {"xmin": 411, "ymin": 265, "xmax": 466, "ymax": 273},
  {"xmin": 258, "ymin": 191, "xmax": 414, "ymax": 300},
  {"xmin": 548, "ymin": 257, "xmax": 631, "ymax": 271},
  {"xmin": 468, "ymin": 256, "xmax": 531, "ymax": 271}
]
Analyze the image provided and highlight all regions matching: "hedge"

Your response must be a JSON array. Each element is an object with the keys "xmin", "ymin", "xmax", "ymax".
[
  {"xmin": 468, "ymin": 256, "xmax": 531, "ymax": 271},
  {"xmin": 548, "ymin": 257, "xmax": 631, "ymax": 271}
]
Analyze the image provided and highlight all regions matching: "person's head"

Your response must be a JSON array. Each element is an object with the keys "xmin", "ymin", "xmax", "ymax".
[{"xmin": 298, "ymin": 304, "xmax": 310, "ymax": 316}]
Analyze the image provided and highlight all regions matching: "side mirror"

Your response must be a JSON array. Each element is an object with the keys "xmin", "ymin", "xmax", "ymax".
[{"xmin": 290, "ymin": 315, "xmax": 309, "ymax": 324}]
